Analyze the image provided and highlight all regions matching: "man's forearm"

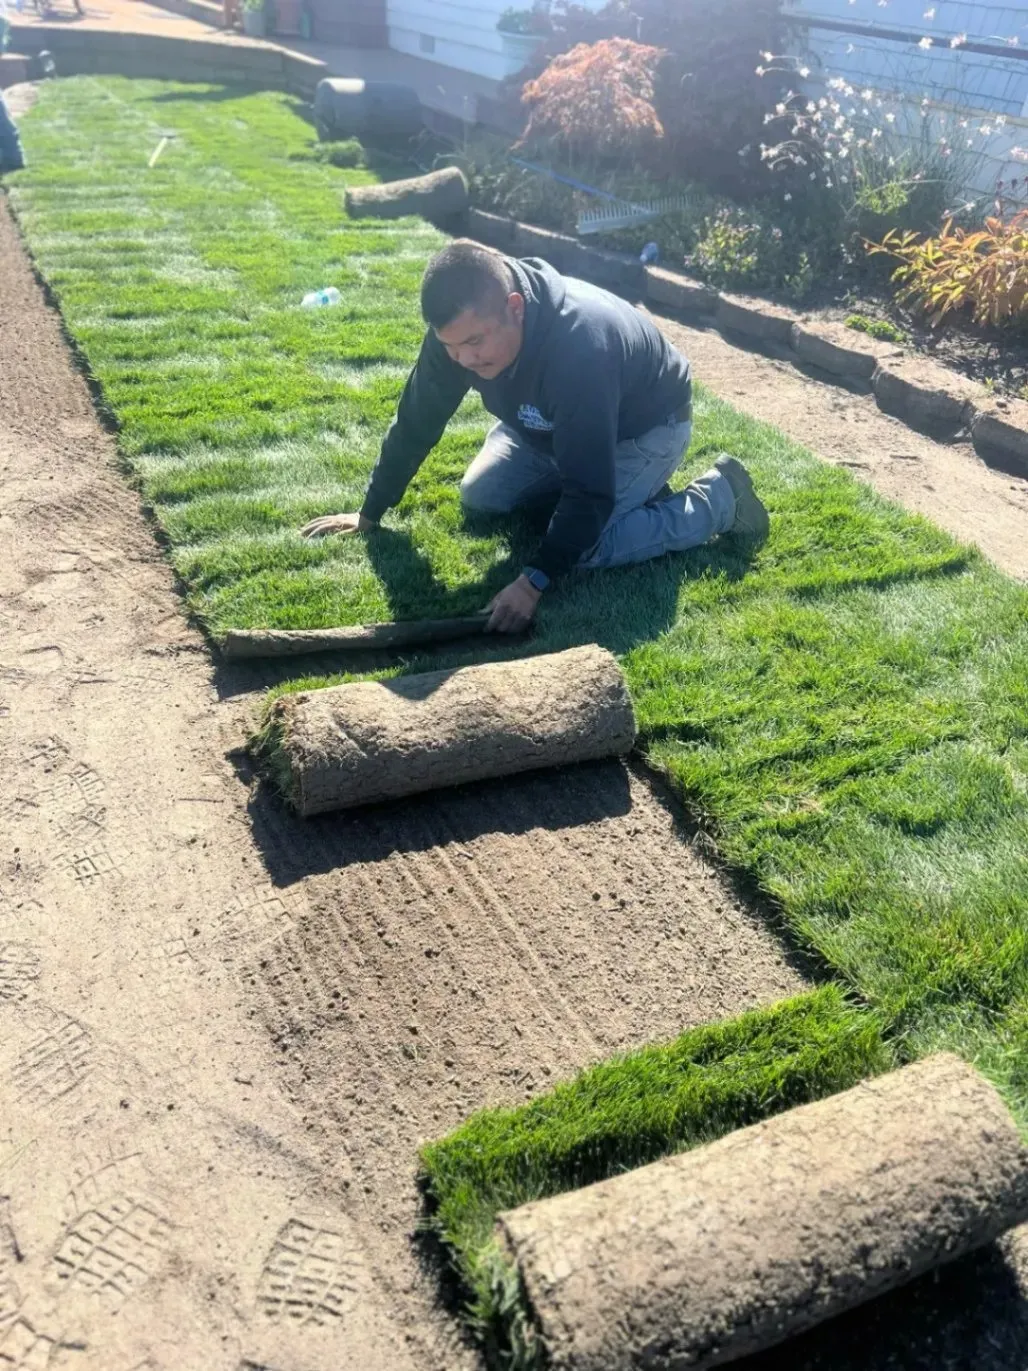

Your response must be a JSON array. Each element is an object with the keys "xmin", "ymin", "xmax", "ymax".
[
  {"xmin": 361, "ymin": 332, "xmax": 470, "ymax": 522},
  {"xmin": 360, "ymin": 423, "xmax": 431, "ymax": 523},
  {"xmin": 530, "ymin": 491, "xmax": 614, "ymax": 580}
]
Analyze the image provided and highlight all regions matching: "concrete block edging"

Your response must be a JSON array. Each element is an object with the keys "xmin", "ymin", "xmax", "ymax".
[{"xmin": 463, "ymin": 207, "xmax": 1028, "ymax": 481}]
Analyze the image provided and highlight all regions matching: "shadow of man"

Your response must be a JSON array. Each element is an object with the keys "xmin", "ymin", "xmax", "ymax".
[{"xmin": 367, "ymin": 501, "xmax": 765, "ymax": 663}]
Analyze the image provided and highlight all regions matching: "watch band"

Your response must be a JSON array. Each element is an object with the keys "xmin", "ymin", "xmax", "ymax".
[{"xmin": 522, "ymin": 566, "xmax": 550, "ymax": 592}]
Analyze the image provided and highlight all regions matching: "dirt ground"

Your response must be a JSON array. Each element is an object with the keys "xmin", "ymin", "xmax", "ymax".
[
  {"xmin": 3, "ymin": 185, "xmax": 1028, "ymax": 1371},
  {"xmin": 653, "ymin": 309, "xmax": 1028, "ymax": 583},
  {"xmin": 0, "ymin": 195, "xmax": 805, "ymax": 1369}
]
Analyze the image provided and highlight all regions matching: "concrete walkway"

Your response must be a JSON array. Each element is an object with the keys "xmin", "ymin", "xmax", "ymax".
[{"xmin": 8, "ymin": 0, "xmax": 505, "ymax": 125}]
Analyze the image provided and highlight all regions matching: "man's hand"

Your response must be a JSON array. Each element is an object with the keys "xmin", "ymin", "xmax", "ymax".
[
  {"xmin": 485, "ymin": 575, "xmax": 541, "ymax": 634},
  {"xmin": 301, "ymin": 512, "xmax": 376, "ymax": 540}
]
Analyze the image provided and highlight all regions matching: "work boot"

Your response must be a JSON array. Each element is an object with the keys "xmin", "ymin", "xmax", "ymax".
[{"xmin": 715, "ymin": 454, "xmax": 770, "ymax": 541}]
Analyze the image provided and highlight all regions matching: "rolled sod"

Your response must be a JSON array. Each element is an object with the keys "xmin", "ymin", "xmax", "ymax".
[
  {"xmin": 264, "ymin": 644, "xmax": 636, "ymax": 816},
  {"xmin": 344, "ymin": 166, "xmax": 469, "ymax": 223},
  {"xmin": 497, "ymin": 1053, "xmax": 1028, "ymax": 1371}
]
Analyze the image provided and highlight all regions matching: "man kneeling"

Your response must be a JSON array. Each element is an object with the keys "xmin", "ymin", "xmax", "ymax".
[{"xmin": 302, "ymin": 240, "xmax": 769, "ymax": 633}]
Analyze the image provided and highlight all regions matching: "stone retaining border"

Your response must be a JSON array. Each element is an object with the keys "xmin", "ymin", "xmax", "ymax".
[
  {"xmin": 465, "ymin": 208, "xmax": 1028, "ymax": 481},
  {"xmin": 3, "ymin": 49, "xmax": 1023, "ymax": 480},
  {"xmin": 7, "ymin": 21, "xmax": 325, "ymax": 95}
]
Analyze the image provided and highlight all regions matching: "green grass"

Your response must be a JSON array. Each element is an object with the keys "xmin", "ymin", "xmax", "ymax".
[
  {"xmin": 420, "ymin": 986, "xmax": 891, "ymax": 1369},
  {"xmin": 10, "ymin": 77, "xmax": 1028, "ymax": 1361},
  {"xmin": 9, "ymin": 77, "xmax": 502, "ymax": 635}
]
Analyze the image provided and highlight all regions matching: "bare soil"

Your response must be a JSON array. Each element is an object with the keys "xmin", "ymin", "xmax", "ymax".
[
  {"xmin": 652, "ymin": 309, "xmax": 1028, "ymax": 582},
  {"xmin": 0, "ymin": 196, "xmax": 805, "ymax": 1369},
  {"xmin": 812, "ymin": 289, "xmax": 1028, "ymax": 403}
]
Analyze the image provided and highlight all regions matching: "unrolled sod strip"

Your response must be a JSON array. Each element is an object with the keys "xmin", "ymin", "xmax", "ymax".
[
  {"xmin": 265, "ymin": 644, "xmax": 636, "ymax": 816},
  {"xmin": 497, "ymin": 1054, "xmax": 1028, "ymax": 1371},
  {"xmin": 221, "ymin": 613, "xmax": 495, "ymax": 659}
]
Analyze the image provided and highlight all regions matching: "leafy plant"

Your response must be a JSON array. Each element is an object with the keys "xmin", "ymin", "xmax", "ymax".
[
  {"xmin": 845, "ymin": 313, "xmax": 908, "ymax": 345},
  {"xmin": 868, "ymin": 212, "xmax": 1028, "ymax": 328},
  {"xmin": 509, "ymin": 0, "xmax": 794, "ymax": 193},
  {"xmin": 463, "ymin": 142, "xmax": 579, "ymax": 230},
  {"xmin": 688, "ymin": 204, "xmax": 812, "ymax": 298},
  {"xmin": 753, "ymin": 64, "xmax": 967, "ymax": 285},
  {"xmin": 518, "ymin": 38, "xmax": 666, "ymax": 164}
]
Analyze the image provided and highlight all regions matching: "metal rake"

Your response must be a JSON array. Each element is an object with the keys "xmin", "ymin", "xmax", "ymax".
[{"xmin": 510, "ymin": 157, "xmax": 693, "ymax": 235}]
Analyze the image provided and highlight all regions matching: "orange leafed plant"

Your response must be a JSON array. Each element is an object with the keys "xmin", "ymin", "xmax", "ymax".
[
  {"xmin": 868, "ymin": 211, "xmax": 1028, "ymax": 328},
  {"xmin": 518, "ymin": 38, "xmax": 666, "ymax": 162}
]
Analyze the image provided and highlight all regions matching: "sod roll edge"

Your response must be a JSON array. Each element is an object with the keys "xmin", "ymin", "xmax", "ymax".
[
  {"xmin": 497, "ymin": 1053, "xmax": 1028, "ymax": 1371},
  {"xmin": 264, "ymin": 644, "xmax": 636, "ymax": 815}
]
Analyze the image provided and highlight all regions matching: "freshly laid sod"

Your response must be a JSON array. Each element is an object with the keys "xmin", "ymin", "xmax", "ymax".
[
  {"xmin": 10, "ymin": 77, "xmax": 1028, "ymax": 1356},
  {"xmin": 420, "ymin": 986, "xmax": 891, "ymax": 1369},
  {"xmin": 9, "ymin": 76, "xmax": 505, "ymax": 635}
]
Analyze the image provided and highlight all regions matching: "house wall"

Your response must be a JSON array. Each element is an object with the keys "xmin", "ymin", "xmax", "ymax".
[
  {"xmin": 311, "ymin": 0, "xmax": 388, "ymax": 46},
  {"xmin": 385, "ymin": 0, "xmax": 604, "ymax": 81},
  {"xmin": 793, "ymin": 0, "xmax": 1028, "ymax": 202}
]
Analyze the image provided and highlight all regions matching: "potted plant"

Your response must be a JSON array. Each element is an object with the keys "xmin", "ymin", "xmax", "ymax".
[
  {"xmin": 240, "ymin": 0, "xmax": 267, "ymax": 38},
  {"xmin": 497, "ymin": 3, "xmax": 551, "ymax": 72}
]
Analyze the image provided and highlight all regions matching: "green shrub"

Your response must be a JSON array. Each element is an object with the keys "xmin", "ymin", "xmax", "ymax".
[
  {"xmin": 467, "ymin": 153, "xmax": 578, "ymax": 232},
  {"xmin": 689, "ymin": 204, "xmax": 813, "ymax": 298}
]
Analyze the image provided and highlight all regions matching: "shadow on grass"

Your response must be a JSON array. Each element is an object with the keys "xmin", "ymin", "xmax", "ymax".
[
  {"xmin": 367, "ymin": 515, "xmax": 765, "ymax": 662},
  {"xmin": 284, "ymin": 96, "xmax": 317, "ymax": 129},
  {"xmin": 242, "ymin": 755, "xmax": 633, "ymax": 883},
  {"xmin": 146, "ymin": 85, "xmax": 267, "ymax": 106},
  {"xmin": 209, "ymin": 523, "xmax": 763, "ymax": 699}
]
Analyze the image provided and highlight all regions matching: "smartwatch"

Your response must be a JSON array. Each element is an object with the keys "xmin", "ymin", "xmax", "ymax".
[{"xmin": 522, "ymin": 566, "xmax": 550, "ymax": 592}]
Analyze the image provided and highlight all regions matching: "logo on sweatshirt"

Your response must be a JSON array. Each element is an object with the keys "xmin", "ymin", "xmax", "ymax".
[{"xmin": 517, "ymin": 404, "xmax": 554, "ymax": 433}]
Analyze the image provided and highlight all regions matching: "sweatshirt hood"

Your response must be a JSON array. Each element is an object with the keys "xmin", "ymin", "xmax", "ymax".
[{"xmin": 508, "ymin": 257, "xmax": 568, "ymax": 363}]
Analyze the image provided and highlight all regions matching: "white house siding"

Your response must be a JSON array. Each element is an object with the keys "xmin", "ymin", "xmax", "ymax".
[
  {"xmin": 792, "ymin": 0, "xmax": 1028, "ymax": 202},
  {"xmin": 387, "ymin": 0, "xmax": 606, "ymax": 81}
]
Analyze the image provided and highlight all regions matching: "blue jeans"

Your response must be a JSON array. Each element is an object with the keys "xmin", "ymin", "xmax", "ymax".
[{"xmin": 460, "ymin": 419, "xmax": 736, "ymax": 569}]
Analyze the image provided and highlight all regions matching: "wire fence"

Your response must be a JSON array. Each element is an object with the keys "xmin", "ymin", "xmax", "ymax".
[{"xmin": 788, "ymin": 0, "xmax": 1028, "ymax": 203}]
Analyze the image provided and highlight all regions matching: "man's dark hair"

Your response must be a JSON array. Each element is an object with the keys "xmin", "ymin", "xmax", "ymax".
[{"xmin": 421, "ymin": 239, "xmax": 515, "ymax": 330}]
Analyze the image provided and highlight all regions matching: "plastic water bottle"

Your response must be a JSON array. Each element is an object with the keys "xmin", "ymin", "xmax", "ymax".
[
  {"xmin": 301, "ymin": 286, "xmax": 341, "ymax": 309},
  {"xmin": 640, "ymin": 242, "xmax": 660, "ymax": 265}
]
